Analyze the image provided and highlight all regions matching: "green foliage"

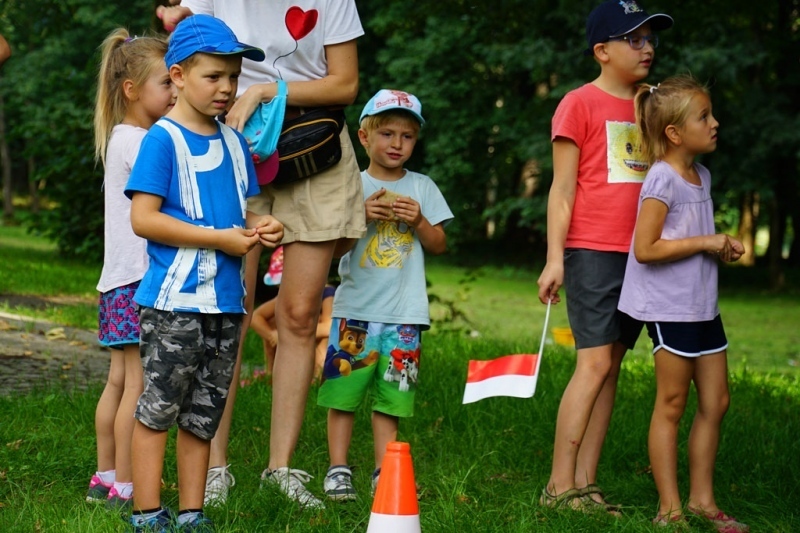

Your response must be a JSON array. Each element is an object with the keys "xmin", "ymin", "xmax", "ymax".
[
  {"xmin": 1, "ymin": 1, "xmax": 798, "ymax": 262},
  {"xmin": 0, "ymin": 0, "xmax": 155, "ymax": 261}
]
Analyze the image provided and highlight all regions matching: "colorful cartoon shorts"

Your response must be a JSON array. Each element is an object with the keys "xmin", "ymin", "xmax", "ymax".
[
  {"xmin": 98, "ymin": 282, "xmax": 140, "ymax": 348},
  {"xmin": 317, "ymin": 318, "xmax": 421, "ymax": 418}
]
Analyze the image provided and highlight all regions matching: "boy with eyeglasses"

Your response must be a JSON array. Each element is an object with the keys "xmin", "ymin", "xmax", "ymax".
[{"xmin": 536, "ymin": 0, "xmax": 672, "ymax": 512}]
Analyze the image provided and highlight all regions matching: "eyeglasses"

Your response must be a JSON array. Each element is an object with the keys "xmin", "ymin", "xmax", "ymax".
[{"xmin": 608, "ymin": 34, "xmax": 659, "ymax": 50}]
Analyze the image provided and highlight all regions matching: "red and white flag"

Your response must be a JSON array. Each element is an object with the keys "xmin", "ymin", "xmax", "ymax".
[
  {"xmin": 462, "ymin": 354, "xmax": 540, "ymax": 404},
  {"xmin": 462, "ymin": 300, "xmax": 551, "ymax": 404}
]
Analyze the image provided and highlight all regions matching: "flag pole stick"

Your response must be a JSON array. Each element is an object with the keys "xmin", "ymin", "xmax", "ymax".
[{"xmin": 533, "ymin": 299, "xmax": 552, "ymax": 383}]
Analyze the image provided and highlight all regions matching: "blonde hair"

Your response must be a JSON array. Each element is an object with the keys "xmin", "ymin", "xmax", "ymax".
[
  {"xmin": 634, "ymin": 75, "xmax": 709, "ymax": 163},
  {"xmin": 93, "ymin": 29, "xmax": 168, "ymax": 165},
  {"xmin": 360, "ymin": 110, "xmax": 422, "ymax": 134}
]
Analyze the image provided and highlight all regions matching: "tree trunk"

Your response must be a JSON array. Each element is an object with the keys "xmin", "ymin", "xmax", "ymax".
[
  {"xmin": 0, "ymin": 89, "xmax": 13, "ymax": 221},
  {"xmin": 737, "ymin": 191, "xmax": 756, "ymax": 267},
  {"xmin": 767, "ymin": 194, "xmax": 785, "ymax": 289},
  {"xmin": 28, "ymin": 157, "xmax": 38, "ymax": 214}
]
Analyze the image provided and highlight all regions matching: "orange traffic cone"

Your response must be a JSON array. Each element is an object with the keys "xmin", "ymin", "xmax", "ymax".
[{"xmin": 367, "ymin": 441, "xmax": 421, "ymax": 533}]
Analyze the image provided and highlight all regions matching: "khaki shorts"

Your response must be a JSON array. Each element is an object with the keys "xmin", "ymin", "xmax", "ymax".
[{"xmin": 247, "ymin": 125, "xmax": 367, "ymax": 244}]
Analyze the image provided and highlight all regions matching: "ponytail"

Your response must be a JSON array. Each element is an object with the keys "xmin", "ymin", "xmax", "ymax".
[
  {"xmin": 634, "ymin": 75, "xmax": 708, "ymax": 163},
  {"xmin": 93, "ymin": 30, "xmax": 168, "ymax": 166}
]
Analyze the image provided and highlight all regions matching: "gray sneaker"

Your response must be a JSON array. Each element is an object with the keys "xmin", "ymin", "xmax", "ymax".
[
  {"xmin": 260, "ymin": 467, "xmax": 325, "ymax": 510},
  {"xmin": 323, "ymin": 465, "xmax": 357, "ymax": 501},
  {"xmin": 204, "ymin": 465, "xmax": 235, "ymax": 506},
  {"xmin": 371, "ymin": 468, "xmax": 381, "ymax": 496}
]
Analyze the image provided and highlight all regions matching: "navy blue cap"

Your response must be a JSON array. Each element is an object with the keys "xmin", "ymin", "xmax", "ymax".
[
  {"xmin": 345, "ymin": 319, "xmax": 369, "ymax": 333},
  {"xmin": 165, "ymin": 14, "xmax": 266, "ymax": 67},
  {"xmin": 584, "ymin": 1, "xmax": 673, "ymax": 56}
]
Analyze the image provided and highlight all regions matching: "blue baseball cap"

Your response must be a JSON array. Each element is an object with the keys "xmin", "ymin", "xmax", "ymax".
[
  {"xmin": 165, "ymin": 14, "xmax": 266, "ymax": 67},
  {"xmin": 584, "ymin": 1, "xmax": 673, "ymax": 56},
  {"xmin": 359, "ymin": 89, "xmax": 425, "ymax": 126}
]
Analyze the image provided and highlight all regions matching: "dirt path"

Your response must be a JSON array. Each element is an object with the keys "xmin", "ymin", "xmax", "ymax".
[{"xmin": 0, "ymin": 311, "xmax": 110, "ymax": 396}]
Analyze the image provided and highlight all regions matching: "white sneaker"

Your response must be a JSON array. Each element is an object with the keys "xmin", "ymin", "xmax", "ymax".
[
  {"xmin": 204, "ymin": 465, "xmax": 235, "ymax": 506},
  {"xmin": 323, "ymin": 465, "xmax": 357, "ymax": 501},
  {"xmin": 260, "ymin": 467, "xmax": 325, "ymax": 510}
]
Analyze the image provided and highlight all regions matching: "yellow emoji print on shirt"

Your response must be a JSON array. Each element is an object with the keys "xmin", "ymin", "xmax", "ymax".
[{"xmin": 606, "ymin": 120, "xmax": 649, "ymax": 183}]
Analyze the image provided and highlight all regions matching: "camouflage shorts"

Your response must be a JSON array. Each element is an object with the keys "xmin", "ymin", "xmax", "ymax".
[{"xmin": 135, "ymin": 307, "xmax": 243, "ymax": 441}]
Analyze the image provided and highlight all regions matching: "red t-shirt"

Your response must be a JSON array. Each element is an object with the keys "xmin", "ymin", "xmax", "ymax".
[{"xmin": 551, "ymin": 83, "xmax": 648, "ymax": 252}]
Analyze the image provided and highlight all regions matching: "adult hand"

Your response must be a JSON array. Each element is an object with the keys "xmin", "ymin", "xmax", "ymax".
[
  {"xmin": 156, "ymin": 5, "xmax": 193, "ymax": 32},
  {"xmin": 224, "ymin": 85, "xmax": 266, "ymax": 132}
]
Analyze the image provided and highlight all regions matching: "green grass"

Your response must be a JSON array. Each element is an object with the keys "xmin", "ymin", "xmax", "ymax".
[
  {"xmin": 0, "ymin": 225, "xmax": 98, "ymax": 329},
  {"xmin": 1, "ymin": 340, "xmax": 799, "ymax": 531},
  {"xmin": 1, "ymin": 225, "xmax": 799, "ymax": 531},
  {"xmin": 424, "ymin": 258, "xmax": 800, "ymax": 376}
]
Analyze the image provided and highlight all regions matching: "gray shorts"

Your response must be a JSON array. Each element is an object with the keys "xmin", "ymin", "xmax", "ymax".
[
  {"xmin": 135, "ymin": 307, "xmax": 243, "ymax": 441},
  {"xmin": 563, "ymin": 249, "xmax": 642, "ymax": 350}
]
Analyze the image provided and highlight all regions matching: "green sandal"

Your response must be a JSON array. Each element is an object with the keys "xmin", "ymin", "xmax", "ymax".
[
  {"xmin": 539, "ymin": 487, "xmax": 584, "ymax": 510},
  {"xmin": 577, "ymin": 484, "xmax": 622, "ymax": 515}
]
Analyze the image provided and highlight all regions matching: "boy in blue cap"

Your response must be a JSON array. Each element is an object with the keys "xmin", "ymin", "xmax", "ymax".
[
  {"xmin": 536, "ymin": 0, "xmax": 672, "ymax": 512},
  {"xmin": 125, "ymin": 14, "xmax": 283, "ymax": 531},
  {"xmin": 317, "ymin": 89, "xmax": 453, "ymax": 501}
]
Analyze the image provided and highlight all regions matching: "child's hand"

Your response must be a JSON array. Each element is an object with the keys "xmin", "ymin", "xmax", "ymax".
[
  {"xmin": 726, "ymin": 237, "xmax": 745, "ymax": 263},
  {"xmin": 253, "ymin": 216, "xmax": 284, "ymax": 248},
  {"xmin": 265, "ymin": 330, "xmax": 278, "ymax": 348},
  {"xmin": 219, "ymin": 228, "xmax": 260, "ymax": 257},
  {"xmin": 706, "ymin": 234, "xmax": 733, "ymax": 260},
  {"xmin": 365, "ymin": 189, "xmax": 394, "ymax": 222},
  {"xmin": 537, "ymin": 262, "xmax": 563, "ymax": 305},
  {"xmin": 392, "ymin": 196, "xmax": 423, "ymax": 228}
]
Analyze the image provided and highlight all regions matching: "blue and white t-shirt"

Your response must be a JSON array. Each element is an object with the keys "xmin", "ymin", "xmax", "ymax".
[
  {"xmin": 125, "ymin": 118, "xmax": 260, "ymax": 314},
  {"xmin": 333, "ymin": 170, "xmax": 453, "ymax": 327}
]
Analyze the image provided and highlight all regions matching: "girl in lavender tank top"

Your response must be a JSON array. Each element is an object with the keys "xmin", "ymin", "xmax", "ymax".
[{"xmin": 619, "ymin": 76, "xmax": 748, "ymax": 532}]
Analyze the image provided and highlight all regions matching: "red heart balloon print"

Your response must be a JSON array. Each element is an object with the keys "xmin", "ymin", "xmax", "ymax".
[{"xmin": 285, "ymin": 7, "xmax": 318, "ymax": 41}]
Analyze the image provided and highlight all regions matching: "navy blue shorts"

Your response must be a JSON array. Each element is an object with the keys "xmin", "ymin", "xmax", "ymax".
[{"xmin": 645, "ymin": 315, "xmax": 728, "ymax": 358}]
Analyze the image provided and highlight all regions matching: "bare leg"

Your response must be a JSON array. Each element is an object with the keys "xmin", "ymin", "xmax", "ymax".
[
  {"xmin": 687, "ymin": 351, "xmax": 729, "ymax": 514},
  {"xmin": 546, "ymin": 343, "xmax": 614, "ymax": 497},
  {"xmin": 649, "ymin": 348, "xmax": 694, "ymax": 518},
  {"xmin": 250, "ymin": 298, "xmax": 278, "ymax": 376},
  {"xmin": 327, "ymin": 409, "xmax": 355, "ymax": 466},
  {"xmin": 269, "ymin": 241, "xmax": 335, "ymax": 469},
  {"xmin": 208, "ymin": 245, "xmax": 262, "ymax": 469},
  {"xmin": 96, "ymin": 349, "xmax": 125, "ymax": 472},
  {"xmin": 372, "ymin": 411, "xmax": 399, "ymax": 470},
  {"xmin": 313, "ymin": 339, "xmax": 326, "ymax": 382},
  {"xmin": 177, "ymin": 428, "xmax": 211, "ymax": 511},
  {"xmin": 574, "ymin": 341, "xmax": 626, "ymax": 492},
  {"xmin": 131, "ymin": 421, "xmax": 168, "ymax": 511},
  {"xmin": 113, "ymin": 344, "xmax": 143, "ymax": 483}
]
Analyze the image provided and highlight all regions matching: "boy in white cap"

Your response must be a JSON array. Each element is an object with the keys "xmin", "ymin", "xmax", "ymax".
[
  {"xmin": 125, "ymin": 14, "xmax": 283, "ymax": 531},
  {"xmin": 316, "ymin": 89, "xmax": 453, "ymax": 501},
  {"xmin": 536, "ymin": 0, "xmax": 672, "ymax": 512}
]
